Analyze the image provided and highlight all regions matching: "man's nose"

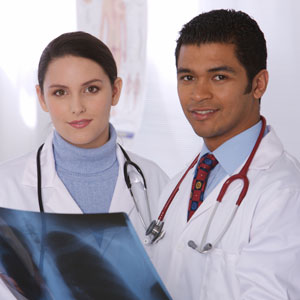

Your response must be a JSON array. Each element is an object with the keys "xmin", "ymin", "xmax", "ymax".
[{"xmin": 192, "ymin": 78, "xmax": 212, "ymax": 101}]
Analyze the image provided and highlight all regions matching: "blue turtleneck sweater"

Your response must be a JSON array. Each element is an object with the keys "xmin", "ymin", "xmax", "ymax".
[{"xmin": 52, "ymin": 124, "xmax": 119, "ymax": 213}]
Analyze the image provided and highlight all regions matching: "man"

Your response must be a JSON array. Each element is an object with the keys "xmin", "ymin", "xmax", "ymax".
[{"xmin": 152, "ymin": 9, "xmax": 300, "ymax": 300}]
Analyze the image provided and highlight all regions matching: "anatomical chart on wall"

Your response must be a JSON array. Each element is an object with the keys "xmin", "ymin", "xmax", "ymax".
[{"xmin": 77, "ymin": 0, "xmax": 147, "ymax": 139}]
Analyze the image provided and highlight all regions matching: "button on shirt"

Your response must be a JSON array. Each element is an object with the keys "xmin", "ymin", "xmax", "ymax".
[{"xmin": 199, "ymin": 121, "xmax": 266, "ymax": 200}]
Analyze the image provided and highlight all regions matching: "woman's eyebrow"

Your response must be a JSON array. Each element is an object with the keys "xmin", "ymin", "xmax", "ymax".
[
  {"xmin": 48, "ymin": 84, "xmax": 68, "ymax": 89},
  {"xmin": 81, "ymin": 79, "xmax": 103, "ymax": 86}
]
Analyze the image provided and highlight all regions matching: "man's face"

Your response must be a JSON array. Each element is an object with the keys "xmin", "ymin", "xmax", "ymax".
[{"xmin": 177, "ymin": 43, "xmax": 263, "ymax": 151}]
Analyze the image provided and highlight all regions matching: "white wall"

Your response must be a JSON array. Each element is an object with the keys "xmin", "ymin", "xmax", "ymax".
[
  {"xmin": 0, "ymin": 0, "xmax": 299, "ymax": 178},
  {"xmin": 0, "ymin": 0, "xmax": 76, "ymax": 160},
  {"xmin": 126, "ymin": 0, "xmax": 300, "ymax": 176}
]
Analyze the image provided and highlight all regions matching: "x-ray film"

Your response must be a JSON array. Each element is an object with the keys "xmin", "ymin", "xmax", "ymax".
[{"xmin": 0, "ymin": 207, "xmax": 171, "ymax": 299}]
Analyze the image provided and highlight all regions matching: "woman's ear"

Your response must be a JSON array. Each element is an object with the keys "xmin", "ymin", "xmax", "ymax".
[
  {"xmin": 36, "ymin": 85, "xmax": 49, "ymax": 112},
  {"xmin": 111, "ymin": 77, "xmax": 123, "ymax": 106},
  {"xmin": 252, "ymin": 69, "xmax": 269, "ymax": 100}
]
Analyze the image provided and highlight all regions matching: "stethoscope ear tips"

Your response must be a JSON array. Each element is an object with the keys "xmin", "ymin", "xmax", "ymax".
[
  {"xmin": 188, "ymin": 240, "xmax": 198, "ymax": 249},
  {"xmin": 188, "ymin": 240, "xmax": 213, "ymax": 253},
  {"xmin": 202, "ymin": 243, "xmax": 213, "ymax": 252}
]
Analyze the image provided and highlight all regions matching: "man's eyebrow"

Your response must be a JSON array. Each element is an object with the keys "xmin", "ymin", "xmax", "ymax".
[
  {"xmin": 177, "ymin": 68, "xmax": 192, "ymax": 74},
  {"xmin": 207, "ymin": 66, "xmax": 236, "ymax": 74},
  {"xmin": 177, "ymin": 66, "xmax": 237, "ymax": 75}
]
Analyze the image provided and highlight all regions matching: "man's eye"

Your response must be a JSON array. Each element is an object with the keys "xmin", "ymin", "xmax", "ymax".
[
  {"xmin": 214, "ymin": 75, "xmax": 226, "ymax": 81},
  {"xmin": 86, "ymin": 86, "xmax": 99, "ymax": 93},
  {"xmin": 54, "ymin": 89, "xmax": 66, "ymax": 96},
  {"xmin": 181, "ymin": 75, "xmax": 194, "ymax": 81}
]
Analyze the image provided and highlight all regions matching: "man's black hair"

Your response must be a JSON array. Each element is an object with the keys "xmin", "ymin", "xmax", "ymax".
[{"xmin": 175, "ymin": 9, "xmax": 267, "ymax": 92}]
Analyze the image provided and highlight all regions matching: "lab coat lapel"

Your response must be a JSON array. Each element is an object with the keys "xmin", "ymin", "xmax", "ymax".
[
  {"xmin": 109, "ymin": 145, "xmax": 135, "ymax": 215},
  {"xmin": 184, "ymin": 162, "xmax": 222, "ymax": 219},
  {"xmin": 169, "ymin": 162, "xmax": 221, "ymax": 231},
  {"xmin": 21, "ymin": 132, "xmax": 82, "ymax": 214},
  {"xmin": 44, "ymin": 176, "xmax": 82, "ymax": 213},
  {"xmin": 187, "ymin": 165, "xmax": 246, "ymax": 224},
  {"xmin": 187, "ymin": 178, "xmax": 225, "ymax": 223},
  {"xmin": 190, "ymin": 174, "xmax": 245, "ymax": 222},
  {"xmin": 249, "ymin": 125, "xmax": 283, "ymax": 170}
]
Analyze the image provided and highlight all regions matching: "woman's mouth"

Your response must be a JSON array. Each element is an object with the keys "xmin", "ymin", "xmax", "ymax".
[{"xmin": 68, "ymin": 119, "xmax": 92, "ymax": 129}]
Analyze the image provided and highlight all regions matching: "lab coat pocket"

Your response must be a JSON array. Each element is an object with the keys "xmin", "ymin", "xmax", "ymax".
[{"xmin": 201, "ymin": 248, "xmax": 240, "ymax": 300}]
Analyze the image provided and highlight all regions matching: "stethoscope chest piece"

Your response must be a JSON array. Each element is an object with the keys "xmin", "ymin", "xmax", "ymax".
[{"xmin": 146, "ymin": 220, "xmax": 166, "ymax": 243}]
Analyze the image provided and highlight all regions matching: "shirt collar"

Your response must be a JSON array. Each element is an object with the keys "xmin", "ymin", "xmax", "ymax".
[{"xmin": 200, "ymin": 120, "xmax": 263, "ymax": 175}]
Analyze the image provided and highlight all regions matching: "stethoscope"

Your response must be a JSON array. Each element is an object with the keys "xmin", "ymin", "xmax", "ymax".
[
  {"xmin": 36, "ymin": 143, "xmax": 151, "ymax": 232},
  {"xmin": 146, "ymin": 116, "xmax": 267, "ymax": 253}
]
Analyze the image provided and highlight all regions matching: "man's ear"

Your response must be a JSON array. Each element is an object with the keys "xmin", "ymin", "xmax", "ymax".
[
  {"xmin": 111, "ymin": 77, "xmax": 123, "ymax": 106},
  {"xmin": 36, "ymin": 85, "xmax": 49, "ymax": 112},
  {"xmin": 252, "ymin": 69, "xmax": 269, "ymax": 100}
]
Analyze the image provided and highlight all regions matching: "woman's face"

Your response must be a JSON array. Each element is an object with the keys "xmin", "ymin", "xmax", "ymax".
[{"xmin": 36, "ymin": 55, "xmax": 122, "ymax": 148}]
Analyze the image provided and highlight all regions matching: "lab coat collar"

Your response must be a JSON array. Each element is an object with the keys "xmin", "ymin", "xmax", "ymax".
[
  {"xmin": 21, "ymin": 131, "xmax": 82, "ymax": 213},
  {"xmin": 248, "ymin": 125, "xmax": 283, "ymax": 170},
  {"xmin": 22, "ymin": 131, "xmax": 57, "ymax": 188}
]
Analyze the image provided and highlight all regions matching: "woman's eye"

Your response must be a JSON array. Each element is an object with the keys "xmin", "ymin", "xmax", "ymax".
[
  {"xmin": 54, "ymin": 89, "xmax": 66, "ymax": 96},
  {"xmin": 85, "ymin": 86, "xmax": 99, "ymax": 93},
  {"xmin": 214, "ymin": 74, "xmax": 226, "ymax": 81}
]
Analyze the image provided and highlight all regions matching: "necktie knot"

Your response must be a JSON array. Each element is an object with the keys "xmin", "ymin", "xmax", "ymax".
[{"xmin": 199, "ymin": 153, "xmax": 218, "ymax": 172}]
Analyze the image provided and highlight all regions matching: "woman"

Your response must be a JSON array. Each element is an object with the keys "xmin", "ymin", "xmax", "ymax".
[{"xmin": 0, "ymin": 31, "xmax": 168, "ymax": 250}]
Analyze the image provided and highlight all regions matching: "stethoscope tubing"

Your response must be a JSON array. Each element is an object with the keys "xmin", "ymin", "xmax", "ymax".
[
  {"xmin": 160, "ymin": 116, "xmax": 266, "ymax": 222},
  {"xmin": 158, "ymin": 154, "xmax": 199, "ymax": 221},
  {"xmin": 216, "ymin": 116, "xmax": 265, "ymax": 206},
  {"xmin": 149, "ymin": 116, "xmax": 267, "ymax": 248},
  {"xmin": 119, "ymin": 144, "xmax": 151, "ymax": 229},
  {"xmin": 36, "ymin": 143, "xmax": 149, "ymax": 229},
  {"xmin": 36, "ymin": 143, "xmax": 45, "ymax": 213},
  {"xmin": 35, "ymin": 140, "xmax": 152, "ymax": 256}
]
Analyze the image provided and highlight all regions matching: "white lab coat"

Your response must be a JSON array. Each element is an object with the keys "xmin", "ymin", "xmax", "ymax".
[
  {"xmin": 0, "ymin": 132, "xmax": 169, "ymax": 299},
  {"xmin": 152, "ymin": 126, "xmax": 300, "ymax": 300}
]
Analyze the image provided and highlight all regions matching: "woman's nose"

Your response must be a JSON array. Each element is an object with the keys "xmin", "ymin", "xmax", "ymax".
[{"xmin": 71, "ymin": 95, "xmax": 86, "ymax": 115}]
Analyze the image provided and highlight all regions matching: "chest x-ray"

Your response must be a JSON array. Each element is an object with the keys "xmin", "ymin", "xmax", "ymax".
[{"xmin": 0, "ymin": 208, "xmax": 171, "ymax": 300}]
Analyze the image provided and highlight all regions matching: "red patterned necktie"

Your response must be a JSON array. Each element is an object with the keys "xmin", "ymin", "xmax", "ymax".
[{"xmin": 187, "ymin": 153, "xmax": 218, "ymax": 221}]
